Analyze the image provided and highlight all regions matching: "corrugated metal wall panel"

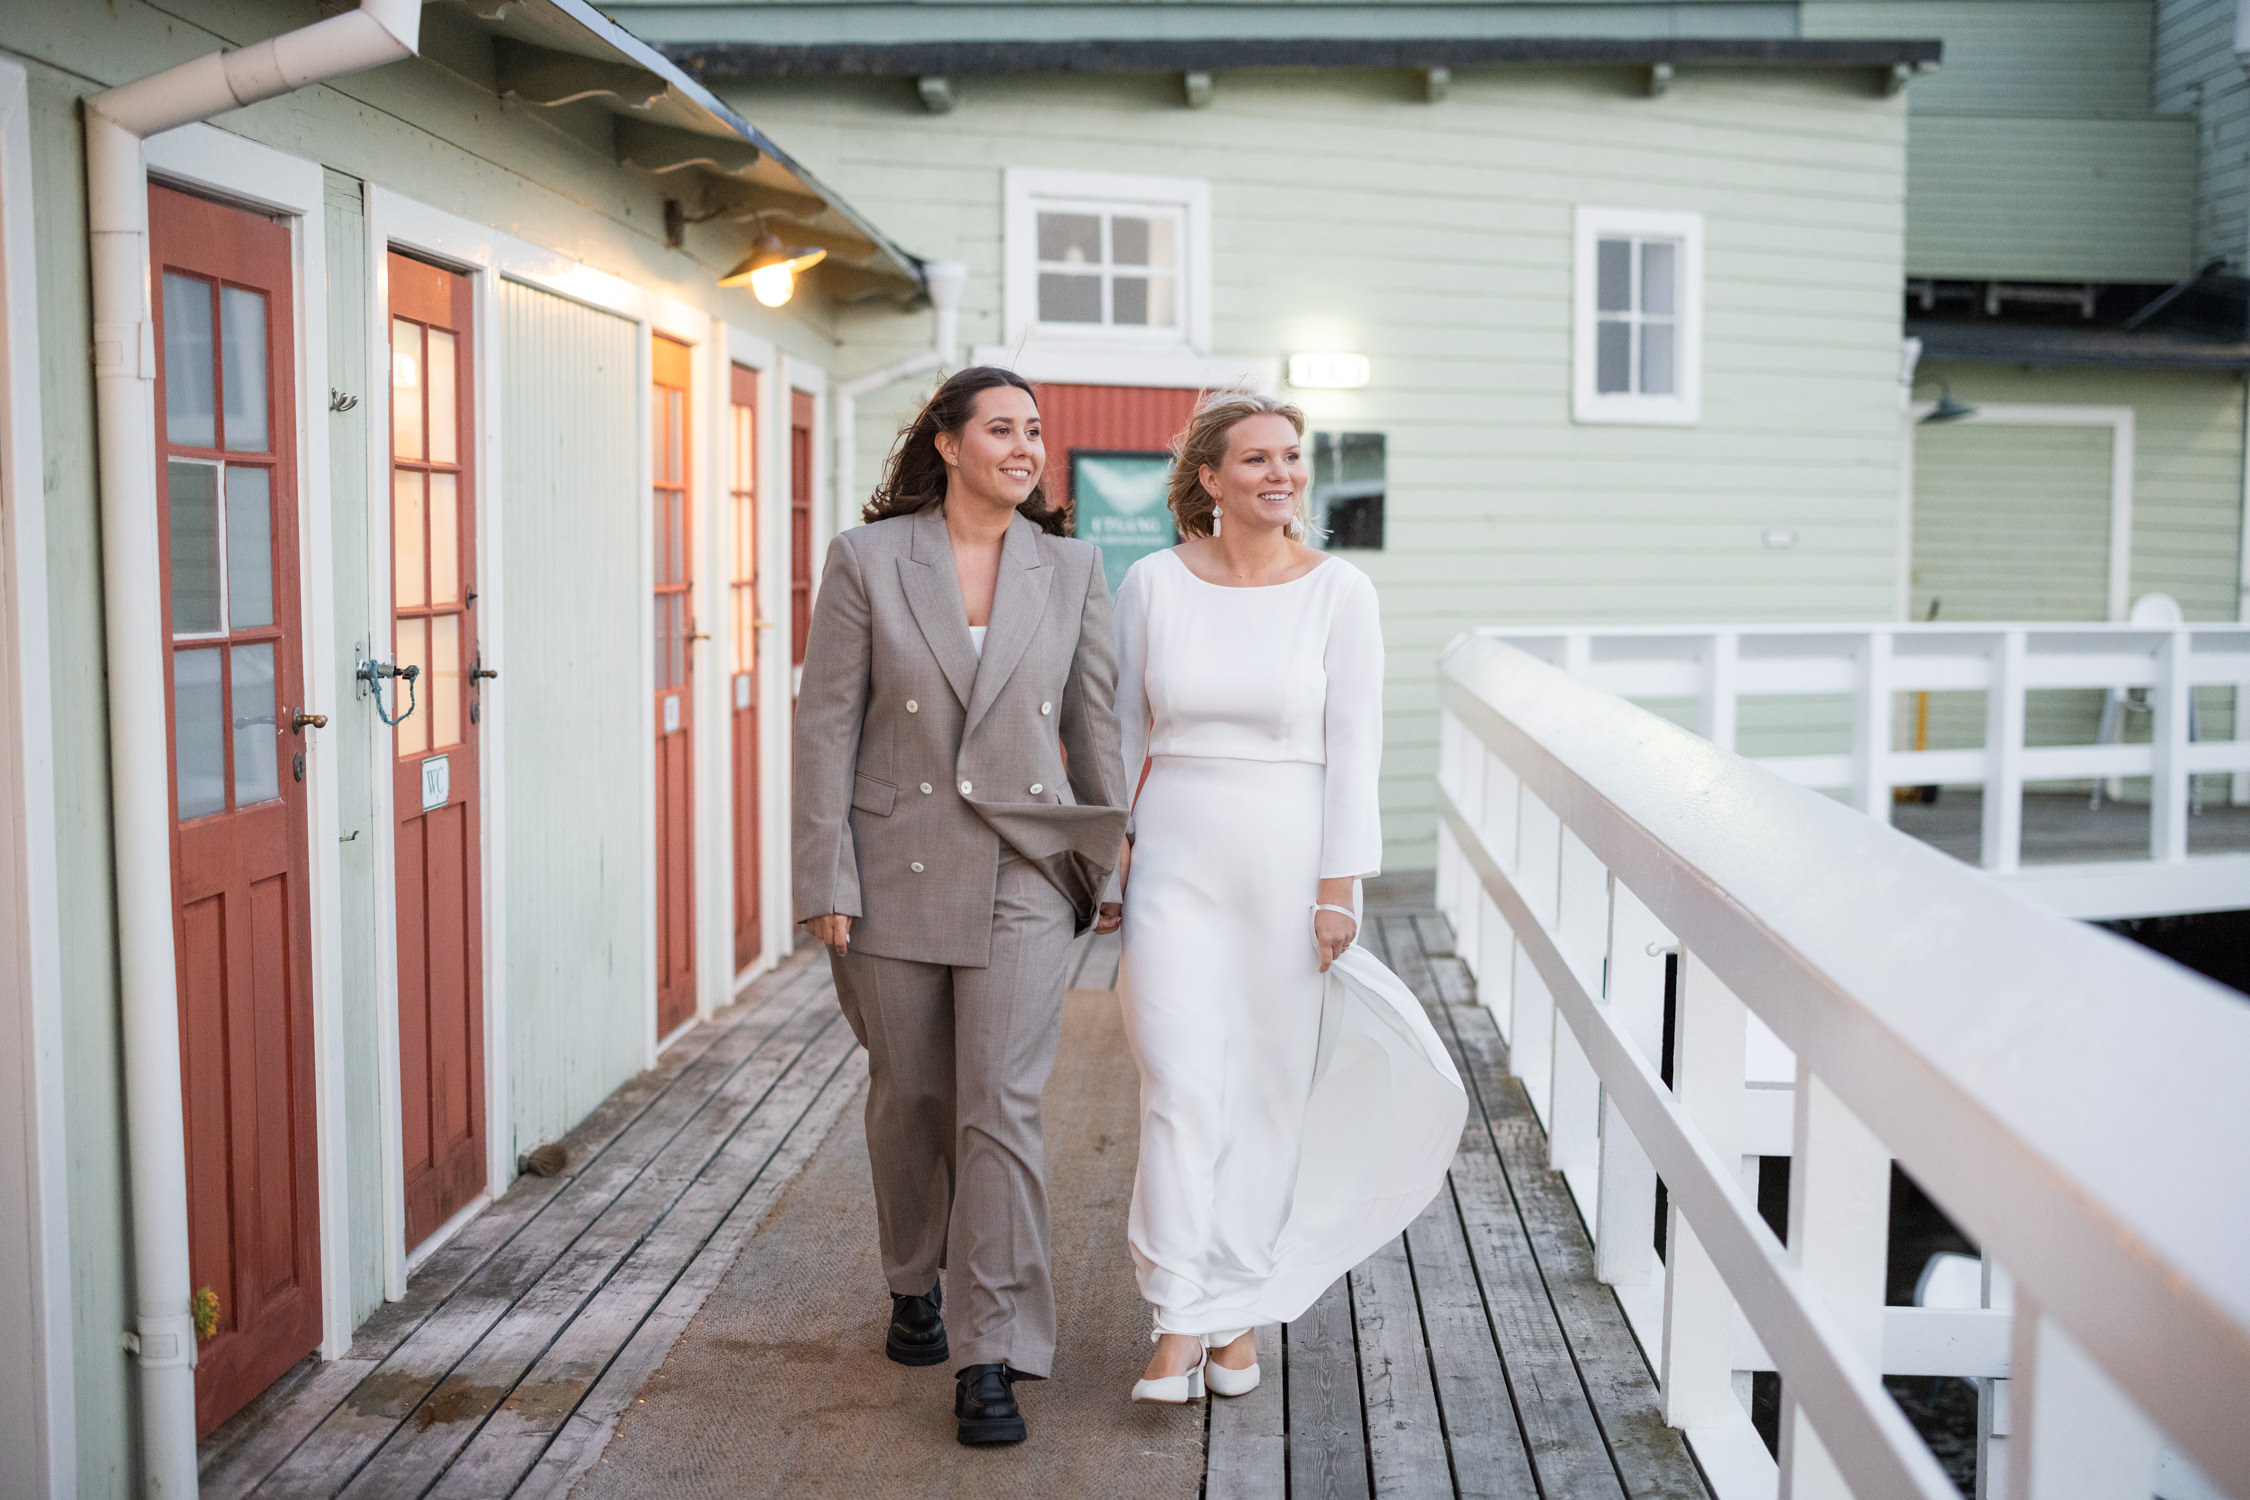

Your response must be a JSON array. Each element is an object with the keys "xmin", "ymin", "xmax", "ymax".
[
  {"xmin": 497, "ymin": 279, "xmax": 646, "ymax": 1159},
  {"xmin": 1033, "ymin": 383, "xmax": 1200, "ymax": 514},
  {"xmin": 1905, "ymin": 115, "xmax": 2197, "ymax": 281}
]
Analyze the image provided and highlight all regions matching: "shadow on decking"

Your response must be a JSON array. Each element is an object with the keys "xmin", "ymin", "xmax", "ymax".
[{"xmin": 199, "ymin": 877, "xmax": 1708, "ymax": 1500}]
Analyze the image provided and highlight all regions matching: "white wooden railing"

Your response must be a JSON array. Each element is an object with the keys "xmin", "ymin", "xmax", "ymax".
[
  {"xmin": 1480, "ymin": 624, "xmax": 2250, "ymax": 921},
  {"xmin": 1434, "ymin": 633, "xmax": 2250, "ymax": 1500}
]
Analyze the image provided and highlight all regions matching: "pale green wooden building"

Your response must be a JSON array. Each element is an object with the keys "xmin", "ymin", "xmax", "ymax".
[{"xmin": 4, "ymin": 0, "xmax": 2245, "ymax": 1492}]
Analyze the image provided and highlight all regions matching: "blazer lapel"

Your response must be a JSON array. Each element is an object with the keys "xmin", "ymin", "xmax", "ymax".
[
  {"xmin": 963, "ymin": 513, "xmax": 1052, "ymax": 739},
  {"xmin": 898, "ymin": 505, "xmax": 979, "ymax": 709}
]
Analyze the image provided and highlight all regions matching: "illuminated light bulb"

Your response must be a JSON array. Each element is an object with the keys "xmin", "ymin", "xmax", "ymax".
[{"xmin": 749, "ymin": 262, "xmax": 795, "ymax": 308}]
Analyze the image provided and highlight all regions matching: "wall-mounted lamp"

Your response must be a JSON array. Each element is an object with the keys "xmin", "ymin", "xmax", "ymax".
[
  {"xmin": 1919, "ymin": 380, "xmax": 1977, "ymax": 425},
  {"xmin": 1287, "ymin": 352, "xmax": 1372, "ymax": 390},
  {"xmin": 720, "ymin": 232, "xmax": 828, "ymax": 308}
]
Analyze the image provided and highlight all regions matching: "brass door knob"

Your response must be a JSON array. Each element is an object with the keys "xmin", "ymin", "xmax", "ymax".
[
  {"xmin": 292, "ymin": 710, "xmax": 328, "ymax": 731},
  {"xmin": 472, "ymin": 668, "xmax": 498, "ymax": 680}
]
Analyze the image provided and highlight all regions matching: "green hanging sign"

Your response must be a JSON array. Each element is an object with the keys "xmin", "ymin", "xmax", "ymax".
[{"xmin": 1070, "ymin": 450, "xmax": 1178, "ymax": 596}]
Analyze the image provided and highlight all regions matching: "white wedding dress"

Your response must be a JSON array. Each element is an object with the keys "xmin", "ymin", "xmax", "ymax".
[{"xmin": 1114, "ymin": 548, "xmax": 1466, "ymax": 1339}]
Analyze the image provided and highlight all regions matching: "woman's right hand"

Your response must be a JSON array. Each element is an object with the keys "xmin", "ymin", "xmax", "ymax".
[
  {"xmin": 806, "ymin": 913, "xmax": 852, "ymax": 954},
  {"xmin": 1094, "ymin": 836, "xmax": 1132, "ymax": 934}
]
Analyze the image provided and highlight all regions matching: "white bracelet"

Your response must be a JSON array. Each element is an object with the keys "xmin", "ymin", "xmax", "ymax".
[{"xmin": 1311, "ymin": 903, "xmax": 1358, "ymax": 922}]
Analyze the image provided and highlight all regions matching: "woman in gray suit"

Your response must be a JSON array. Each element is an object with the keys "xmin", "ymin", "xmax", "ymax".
[{"xmin": 793, "ymin": 366, "xmax": 1129, "ymax": 1446}]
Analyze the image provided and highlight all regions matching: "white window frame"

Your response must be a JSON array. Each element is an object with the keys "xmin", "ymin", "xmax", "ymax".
[
  {"xmin": 1004, "ymin": 167, "xmax": 1212, "ymax": 356},
  {"xmin": 1572, "ymin": 205, "xmax": 1704, "ymax": 427}
]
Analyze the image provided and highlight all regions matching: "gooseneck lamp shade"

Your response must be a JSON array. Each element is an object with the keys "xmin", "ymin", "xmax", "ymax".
[
  {"xmin": 1920, "ymin": 381, "xmax": 1978, "ymax": 425},
  {"xmin": 721, "ymin": 232, "xmax": 828, "ymax": 308}
]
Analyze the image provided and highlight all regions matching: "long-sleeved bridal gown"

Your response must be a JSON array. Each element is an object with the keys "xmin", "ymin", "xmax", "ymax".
[{"xmin": 1114, "ymin": 548, "xmax": 1466, "ymax": 1340}]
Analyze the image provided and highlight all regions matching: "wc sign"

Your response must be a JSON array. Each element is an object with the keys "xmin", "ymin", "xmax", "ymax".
[{"xmin": 421, "ymin": 754, "xmax": 450, "ymax": 811}]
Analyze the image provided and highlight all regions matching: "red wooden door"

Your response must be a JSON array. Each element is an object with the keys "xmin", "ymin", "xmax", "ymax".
[
  {"xmin": 789, "ymin": 389, "xmax": 814, "ymax": 670},
  {"xmin": 387, "ymin": 253, "xmax": 487, "ymax": 1248},
  {"xmin": 1032, "ymin": 384, "xmax": 1201, "ymax": 515},
  {"xmin": 654, "ymin": 336, "xmax": 697, "ymax": 1036},
  {"xmin": 151, "ymin": 185, "xmax": 322, "ymax": 1436},
  {"xmin": 729, "ymin": 365, "xmax": 762, "ymax": 972}
]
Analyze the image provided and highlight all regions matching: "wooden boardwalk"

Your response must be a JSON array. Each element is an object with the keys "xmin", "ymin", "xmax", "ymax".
[{"xmin": 201, "ymin": 880, "xmax": 1707, "ymax": 1500}]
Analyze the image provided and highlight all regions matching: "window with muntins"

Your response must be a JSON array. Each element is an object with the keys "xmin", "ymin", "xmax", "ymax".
[
  {"xmin": 1573, "ymin": 206, "xmax": 1703, "ymax": 425},
  {"xmin": 1005, "ymin": 168, "xmax": 1211, "ymax": 352}
]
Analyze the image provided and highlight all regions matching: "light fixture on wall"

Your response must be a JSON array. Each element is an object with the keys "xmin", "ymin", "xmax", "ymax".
[
  {"xmin": 1919, "ymin": 380, "xmax": 1977, "ymax": 424},
  {"xmin": 721, "ymin": 232, "xmax": 828, "ymax": 308},
  {"xmin": 1287, "ymin": 351, "xmax": 1372, "ymax": 390}
]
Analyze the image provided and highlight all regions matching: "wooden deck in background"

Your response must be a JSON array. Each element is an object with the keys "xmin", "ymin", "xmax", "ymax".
[{"xmin": 200, "ymin": 881, "xmax": 1706, "ymax": 1500}]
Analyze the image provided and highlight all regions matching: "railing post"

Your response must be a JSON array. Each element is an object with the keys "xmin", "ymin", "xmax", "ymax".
[
  {"xmin": 1660, "ymin": 947, "xmax": 1746, "ymax": 1431},
  {"xmin": 1596, "ymin": 880, "xmax": 1670, "ymax": 1287},
  {"xmin": 1700, "ymin": 631, "xmax": 1740, "ymax": 753},
  {"xmin": 1512, "ymin": 787, "xmax": 1563, "ymax": 1121},
  {"xmin": 1981, "ymin": 630, "xmax": 2027, "ymax": 873},
  {"xmin": 1777, "ymin": 1069, "xmax": 1891, "ymax": 1500},
  {"xmin": 2150, "ymin": 628, "xmax": 2190, "ymax": 862},
  {"xmin": 2007, "ymin": 1297, "xmax": 2162, "ymax": 1500},
  {"xmin": 1852, "ymin": 630, "xmax": 1894, "ymax": 822},
  {"xmin": 1549, "ymin": 834, "xmax": 1610, "ymax": 1207},
  {"xmin": 1978, "ymin": 1261, "xmax": 2016, "ymax": 1500}
]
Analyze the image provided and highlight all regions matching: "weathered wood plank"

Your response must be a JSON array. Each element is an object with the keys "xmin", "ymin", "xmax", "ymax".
[
  {"xmin": 1205, "ymin": 1322, "xmax": 1286, "ymax": 1500},
  {"xmin": 510, "ymin": 1049, "xmax": 869, "ymax": 1500},
  {"xmin": 256, "ymin": 975, "xmax": 830, "ymax": 1498},
  {"xmin": 1287, "ymin": 1277, "xmax": 1372, "ymax": 1500},
  {"xmin": 427, "ymin": 1022, "xmax": 862, "ymax": 1496},
  {"xmin": 1379, "ymin": 915, "xmax": 1438, "ymax": 1004},
  {"xmin": 331, "ymin": 1001, "xmax": 848, "ymax": 1497},
  {"xmin": 1388, "ymin": 936, "xmax": 1627, "ymax": 1500},
  {"xmin": 1448, "ymin": 1010, "xmax": 1706, "ymax": 1500},
  {"xmin": 210, "ymin": 959, "xmax": 825, "ymax": 1498},
  {"xmin": 1351, "ymin": 1236, "xmax": 1452, "ymax": 1498},
  {"xmin": 1404, "ymin": 1185, "xmax": 1541, "ymax": 1500},
  {"xmin": 1413, "ymin": 912, "xmax": 1457, "ymax": 958},
  {"xmin": 1429, "ymin": 956, "xmax": 1478, "ymax": 1009}
]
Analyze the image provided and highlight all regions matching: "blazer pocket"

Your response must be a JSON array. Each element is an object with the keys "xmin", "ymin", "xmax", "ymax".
[{"xmin": 851, "ymin": 774, "xmax": 897, "ymax": 817}]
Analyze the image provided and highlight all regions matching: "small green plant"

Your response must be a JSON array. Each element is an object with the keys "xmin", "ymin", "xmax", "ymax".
[{"xmin": 191, "ymin": 1287, "xmax": 219, "ymax": 1341}]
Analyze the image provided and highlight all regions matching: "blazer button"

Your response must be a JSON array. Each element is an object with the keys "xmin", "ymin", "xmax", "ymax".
[
  {"xmin": 910, "ymin": 861, "xmax": 925, "ymax": 873},
  {"xmin": 1029, "ymin": 783, "xmax": 1043, "ymax": 794},
  {"xmin": 920, "ymin": 782, "xmax": 933, "ymax": 794},
  {"xmin": 906, "ymin": 699, "xmax": 919, "ymax": 713},
  {"xmin": 1040, "ymin": 701, "xmax": 1052, "ymax": 715},
  {"xmin": 959, "ymin": 780, "xmax": 973, "ymax": 795}
]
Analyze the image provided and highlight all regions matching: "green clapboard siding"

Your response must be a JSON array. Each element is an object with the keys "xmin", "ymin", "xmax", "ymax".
[
  {"xmin": 2154, "ymin": 0, "xmax": 2250, "ymax": 271},
  {"xmin": 1805, "ymin": 0, "xmax": 2160, "ymax": 115},
  {"xmin": 1910, "ymin": 360, "xmax": 2246, "ymax": 756},
  {"xmin": 1905, "ymin": 114, "xmax": 2197, "ymax": 280},
  {"xmin": 1912, "ymin": 420, "xmax": 2114, "ymax": 622},
  {"xmin": 743, "ymin": 67, "xmax": 1912, "ymax": 866},
  {"xmin": 498, "ymin": 281, "xmax": 649, "ymax": 1159}
]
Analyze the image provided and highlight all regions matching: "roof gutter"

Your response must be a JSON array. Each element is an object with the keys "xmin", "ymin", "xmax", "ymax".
[{"xmin": 83, "ymin": 2, "xmax": 423, "ymax": 1491}]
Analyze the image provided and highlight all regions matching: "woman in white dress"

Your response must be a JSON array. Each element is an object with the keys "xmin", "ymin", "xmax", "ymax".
[{"xmin": 1103, "ymin": 393, "xmax": 1466, "ymax": 1402}]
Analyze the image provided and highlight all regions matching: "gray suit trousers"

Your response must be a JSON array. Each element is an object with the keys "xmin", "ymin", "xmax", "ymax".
[{"xmin": 829, "ymin": 850, "xmax": 1077, "ymax": 1377}]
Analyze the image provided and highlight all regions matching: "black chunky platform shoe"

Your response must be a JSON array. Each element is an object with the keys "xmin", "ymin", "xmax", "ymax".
[
  {"xmin": 886, "ymin": 1279, "xmax": 947, "ymax": 1366},
  {"xmin": 954, "ymin": 1363, "xmax": 1027, "ymax": 1446}
]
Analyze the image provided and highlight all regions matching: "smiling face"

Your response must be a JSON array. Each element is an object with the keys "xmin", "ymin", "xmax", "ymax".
[
  {"xmin": 1199, "ymin": 412, "xmax": 1308, "ymax": 536},
  {"xmin": 935, "ymin": 384, "xmax": 1044, "ymax": 515}
]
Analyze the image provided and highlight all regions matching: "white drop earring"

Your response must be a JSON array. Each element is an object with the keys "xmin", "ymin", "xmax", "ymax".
[{"xmin": 1211, "ymin": 505, "xmax": 1223, "ymax": 538}]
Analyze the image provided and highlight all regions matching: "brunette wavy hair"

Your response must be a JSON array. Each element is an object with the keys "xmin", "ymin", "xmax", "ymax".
[
  {"xmin": 861, "ymin": 365, "xmax": 1068, "ymax": 536},
  {"xmin": 1166, "ymin": 389, "xmax": 1309, "ymax": 541}
]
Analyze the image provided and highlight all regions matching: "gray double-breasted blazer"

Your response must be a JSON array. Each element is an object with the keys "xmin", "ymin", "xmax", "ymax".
[{"xmin": 791, "ymin": 503, "xmax": 1131, "ymax": 968}]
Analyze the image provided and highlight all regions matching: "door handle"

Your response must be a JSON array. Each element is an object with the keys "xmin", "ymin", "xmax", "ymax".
[
  {"xmin": 472, "ymin": 667, "xmax": 498, "ymax": 680},
  {"xmin": 687, "ymin": 632, "xmax": 712, "ymax": 643},
  {"xmin": 291, "ymin": 710, "xmax": 328, "ymax": 732}
]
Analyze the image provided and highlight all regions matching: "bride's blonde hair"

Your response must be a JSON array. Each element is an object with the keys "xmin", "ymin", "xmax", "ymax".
[{"xmin": 1166, "ymin": 390, "xmax": 1310, "ymax": 541}]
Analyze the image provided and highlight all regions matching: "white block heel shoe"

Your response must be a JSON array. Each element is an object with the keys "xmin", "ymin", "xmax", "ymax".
[
  {"xmin": 1130, "ymin": 1365, "xmax": 1205, "ymax": 1404},
  {"xmin": 1203, "ymin": 1354, "xmax": 1261, "ymax": 1397}
]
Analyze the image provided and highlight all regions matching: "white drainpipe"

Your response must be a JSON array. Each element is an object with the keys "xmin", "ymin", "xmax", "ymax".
[
  {"xmin": 833, "ymin": 259, "xmax": 966, "ymax": 531},
  {"xmin": 83, "ymin": 3, "xmax": 422, "ymax": 1491}
]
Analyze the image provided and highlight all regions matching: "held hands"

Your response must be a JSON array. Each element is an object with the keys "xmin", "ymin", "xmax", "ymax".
[
  {"xmin": 806, "ymin": 913, "xmax": 853, "ymax": 955},
  {"xmin": 1094, "ymin": 835, "xmax": 1132, "ymax": 935}
]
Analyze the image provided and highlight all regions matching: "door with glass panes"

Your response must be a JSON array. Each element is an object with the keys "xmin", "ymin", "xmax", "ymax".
[
  {"xmin": 151, "ymin": 184, "xmax": 322, "ymax": 1436},
  {"xmin": 388, "ymin": 252, "xmax": 487, "ymax": 1248},
  {"xmin": 653, "ymin": 336, "xmax": 697, "ymax": 1035}
]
